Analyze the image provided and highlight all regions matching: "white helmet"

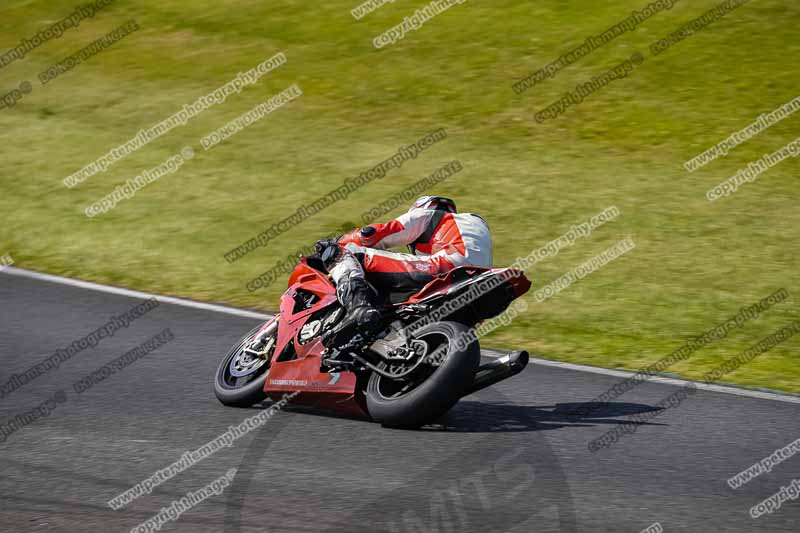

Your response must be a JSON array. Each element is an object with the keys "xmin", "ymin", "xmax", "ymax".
[{"xmin": 410, "ymin": 196, "xmax": 457, "ymax": 213}]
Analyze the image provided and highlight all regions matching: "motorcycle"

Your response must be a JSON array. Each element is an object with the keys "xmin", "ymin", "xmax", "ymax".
[{"xmin": 214, "ymin": 253, "xmax": 532, "ymax": 428}]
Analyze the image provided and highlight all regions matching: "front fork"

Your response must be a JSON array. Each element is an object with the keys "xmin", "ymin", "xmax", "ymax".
[{"xmin": 243, "ymin": 318, "xmax": 279, "ymax": 359}]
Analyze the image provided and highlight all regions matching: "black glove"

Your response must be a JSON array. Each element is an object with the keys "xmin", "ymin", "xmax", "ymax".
[{"xmin": 314, "ymin": 238, "xmax": 339, "ymax": 255}]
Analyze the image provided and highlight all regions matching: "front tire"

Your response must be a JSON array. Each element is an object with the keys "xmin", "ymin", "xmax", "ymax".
[
  {"xmin": 365, "ymin": 321, "xmax": 480, "ymax": 428},
  {"xmin": 214, "ymin": 323, "xmax": 274, "ymax": 407}
]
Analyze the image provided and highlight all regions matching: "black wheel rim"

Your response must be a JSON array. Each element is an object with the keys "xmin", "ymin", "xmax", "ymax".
[
  {"xmin": 375, "ymin": 331, "xmax": 449, "ymax": 400},
  {"xmin": 219, "ymin": 330, "xmax": 273, "ymax": 390}
]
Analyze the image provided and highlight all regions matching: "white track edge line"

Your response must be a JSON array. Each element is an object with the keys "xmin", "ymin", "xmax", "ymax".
[
  {"xmin": 3, "ymin": 266, "xmax": 798, "ymax": 404},
  {"xmin": 1, "ymin": 266, "xmax": 271, "ymax": 320},
  {"xmin": 482, "ymin": 349, "xmax": 800, "ymax": 404}
]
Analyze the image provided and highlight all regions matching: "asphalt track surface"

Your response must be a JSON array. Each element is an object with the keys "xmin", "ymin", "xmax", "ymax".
[{"xmin": 1, "ymin": 272, "xmax": 799, "ymax": 533}]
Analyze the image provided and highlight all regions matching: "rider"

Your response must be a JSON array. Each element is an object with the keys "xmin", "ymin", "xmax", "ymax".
[{"xmin": 315, "ymin": 196, "xmax": 493, "ymax": 345}]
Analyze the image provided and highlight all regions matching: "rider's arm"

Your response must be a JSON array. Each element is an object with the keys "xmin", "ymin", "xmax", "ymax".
[{"xmin": 339, "ymin": 210, "xmax": 429, "ymax": 250}]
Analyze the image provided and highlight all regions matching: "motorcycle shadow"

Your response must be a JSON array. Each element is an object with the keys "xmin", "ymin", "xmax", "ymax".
[
  {"xmin": 249, "ymin": 399, "xmax": 666, "ymax": 434},
  {"xmin": 423, "ymin": 401, "xmax": 665, "ymax": 433}
]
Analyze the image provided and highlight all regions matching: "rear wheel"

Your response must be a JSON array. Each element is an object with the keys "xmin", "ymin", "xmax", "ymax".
[
  {"xmin": 214, "ymin": 321, "xmax": 277, "ymax": 407},
  {"xmin": 365, "ymin": 321, "xmax": 479, "ymax": 428}
]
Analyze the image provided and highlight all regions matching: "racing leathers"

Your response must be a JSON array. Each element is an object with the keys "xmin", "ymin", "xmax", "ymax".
[{"xmin": 319, "ymin": 206, "xmax": 492, "ymax": 345}]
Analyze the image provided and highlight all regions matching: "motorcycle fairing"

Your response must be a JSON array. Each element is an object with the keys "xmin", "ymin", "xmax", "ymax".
[{"xmin": 261, "ymin": 256, "xmax": 531, "ymax": 417}]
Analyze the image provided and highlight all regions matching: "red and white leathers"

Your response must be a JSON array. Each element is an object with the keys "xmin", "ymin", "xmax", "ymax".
[{"xmin": 329, "ymin": 208, "xmax": 493, "ymax": 295}]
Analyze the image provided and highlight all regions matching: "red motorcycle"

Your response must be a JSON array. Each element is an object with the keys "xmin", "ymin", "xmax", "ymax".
[{"xmin": 214, "ymin": 254, "xmax": 531, "ymax": 428}]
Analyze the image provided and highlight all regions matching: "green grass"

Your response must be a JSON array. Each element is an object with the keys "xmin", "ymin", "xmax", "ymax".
[{"xmin": 1, "ymin": 0, "xmax": 798, "ymax": 392}]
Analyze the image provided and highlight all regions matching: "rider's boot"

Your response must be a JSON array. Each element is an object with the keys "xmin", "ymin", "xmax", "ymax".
[{"xmin": 321, "ymin": 277, "xmax": 381, "ymax": 348}]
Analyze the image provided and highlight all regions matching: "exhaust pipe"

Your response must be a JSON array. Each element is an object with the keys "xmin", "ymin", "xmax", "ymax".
[{"xmin": 464, "ymin": 350, "xmax": 529, "ymax": 396}]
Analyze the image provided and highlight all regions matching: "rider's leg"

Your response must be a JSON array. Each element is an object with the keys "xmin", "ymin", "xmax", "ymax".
[
  {"xmin": 321, "ymin": 244, "xmax": 461, "ymax": 346},
  {"xmin": 323, "ymin": 244, "xmax": 382, "ymax": 343},
  {"xmin": 361, "ymin": 247, "xmax": 457, "ymax": 279}
]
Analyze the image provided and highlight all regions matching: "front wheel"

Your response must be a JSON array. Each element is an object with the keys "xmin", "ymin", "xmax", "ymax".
[
  {"xmin": 365, "ymin": 321, "xmax": 480, "ymax": 428},
  {"xmin": 214, "ymin": 321, "xmax": 277, "ymax": 407}
]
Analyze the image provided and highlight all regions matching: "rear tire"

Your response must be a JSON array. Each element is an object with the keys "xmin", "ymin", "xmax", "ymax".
[{"xmin": 365, "ymin": 321, "xmax": 479, "ymax": 429}]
